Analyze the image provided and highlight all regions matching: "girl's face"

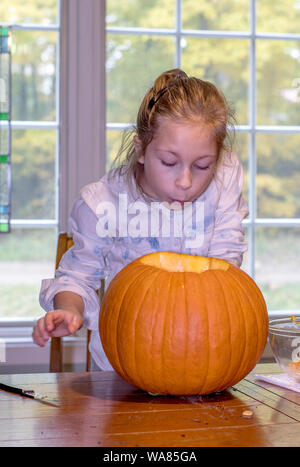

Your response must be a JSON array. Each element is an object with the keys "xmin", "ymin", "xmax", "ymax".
[{"xmin": 135, "ymin": 118, "xmax": 218, "ymax": 204}]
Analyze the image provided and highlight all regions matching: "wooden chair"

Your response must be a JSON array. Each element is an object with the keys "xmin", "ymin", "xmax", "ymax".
[{"xmin": 49, "ymin": 233, "xmax": 104, "ymax": 372}]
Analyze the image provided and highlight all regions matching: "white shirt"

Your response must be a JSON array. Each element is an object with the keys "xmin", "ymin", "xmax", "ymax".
[{"xmin": 39, "ymin": 152, "xmax": 249, "ymax": 370}]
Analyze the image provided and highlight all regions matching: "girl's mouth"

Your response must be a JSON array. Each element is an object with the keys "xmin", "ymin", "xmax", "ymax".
[{"xmin": 171, "ymin": 199, "xmax": 187, "ymax": 208}]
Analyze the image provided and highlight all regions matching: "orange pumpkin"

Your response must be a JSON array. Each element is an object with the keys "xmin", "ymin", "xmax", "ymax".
[{"xmin": 99, "ymin": 252, "xmax": 268, "ymax": 395}]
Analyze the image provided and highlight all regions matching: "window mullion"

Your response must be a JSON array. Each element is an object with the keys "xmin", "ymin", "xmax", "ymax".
[
  {"xmin": 248, "ymin": 0, "xmax": 257, "ymax": 280},
  {"xmin": 59, "ymin": 0, "xmax": 106, "ymax": 232},
  {"xmin": 175, "ymin": 0, "xmax": 182, "ymax": 68}
]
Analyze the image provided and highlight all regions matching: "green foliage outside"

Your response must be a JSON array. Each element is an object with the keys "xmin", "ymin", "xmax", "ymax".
[
  {"xmin": 1, "ymin": 284, "xmax": 44, "ymax": 318},
  {"xmin": 0, "ymin": 228, "xmax": 56, "ymax": 261}
]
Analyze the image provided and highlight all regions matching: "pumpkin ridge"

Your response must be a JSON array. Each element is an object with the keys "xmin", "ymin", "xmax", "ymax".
[
  {"xmin": 101, "ymin": 264, "xmax": 153, "ymax": 384},
  {"xmin": 232, "ymin": 268, "xmax": 268, "ymax": 327},
  {"xmin": 118, "ymin": 266, "xmax": 161, "ymax": 388},
  {"xmin": 226, "ymin": 267, "xmax": 266, "ymax": 381},
  {"xmin": 224, "ymin": 268, "xmax": 251, "ymax": 383},
  {"xmin": 237, "ymin": 269, "xmax": 269, "ymax": 340},
  {"xmin": 237, "ymin": 269, "xmax": 268, "ymax": 362},
  {"xmin": 212, "ymin": 271, "xmax": 233, "ymax": 388},
  {"xmin": 170, "ymin": 271, "xmax": 188, "ymax": 394},
  {"xmin": 183, "ymin": 271, "xmax": 188, "ymax": 390},
  {"xmin": 160, "ymin": 270, "xmax": 179, "ymax": 394},
  {"xmin": 144, "ymin": 268, "xmax": 171, "ymax": 392},
  {"xmin": 101, "ymin": 265, "xmax": 137, "ymax": 380},
  {"xmin": 133, "ymin": 267, "xmax": 164, "ymax": 391},
  {"xmin": 201, "ymin": 273, "xmax": 210, "ymax": 394},
  {"xmin": 200, "ymin": 271, "xmax": 231, "ymax": 393},
  {"xmin": 161, "ymin": 271, "xmax": 174, "ymax": 394},
  {"xmin": 231, "ymin": 271, "xmax": 251, "ymax": 382},
  {"xmin": 234, "ymin": 268, "xmax": 266, "ymax": 359},
  {"xmin": 212, "ymin": 269, "xmax": 249, "ymax": 389},
  {"xmin": 191, "ymin": 272, "xmax": 210, "ymax": 393}
]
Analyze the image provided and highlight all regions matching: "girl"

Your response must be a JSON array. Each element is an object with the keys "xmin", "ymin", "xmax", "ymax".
[{"xmin": 33, "ymin": 69, "xmax": 249, "ymax": 371}]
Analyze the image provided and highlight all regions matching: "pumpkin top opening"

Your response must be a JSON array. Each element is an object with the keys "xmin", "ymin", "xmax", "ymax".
[{"xmin": 139, "ymin": 252, "xmax": 229, "ymax": 273}]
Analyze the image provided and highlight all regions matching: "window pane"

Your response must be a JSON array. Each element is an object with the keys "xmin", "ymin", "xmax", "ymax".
[
  {"xmin": 181, "ymin": 38, "xmax": 249, "ymax": 125},
  {"xmin": 0, "ymin": 126, "xmax": 9, "ymax": 159},
  {"xmin": 256, "ymin": 227, "xmax": 300, "ymax": 311},
  {"xmin": 0, "ymin": 0, "xmax": 58, "ymax": 25},
  {"xmin": 106, "ymin": 129, "xmax": 125, "ymax": 170},
  {"xmin": 0, "ymin": 53, "xmax": 10, "ymax": 116},
  {"xmin": 241, "ymin": 226, "xmax": 250, "ymax": 275},
  {"xmin": 257, "ymin": 40, "xmax": 300, "ymax": 126},
  {"xmin": 257, "ymin": 0, "xmax": 300, "ymax": 34},
  {"xmin": 0, "ymin": 161, "xmax": 9, "ymax": 205},
  {"xmin": 107, "ymin": 34, "xmax": 175, "ymax": 123},
  {"xmin": 106, "ymin": 0, "xmax": 175, "ymax": 29},
  {"xmin": 182, "ymin": 0, "xmax": 249, "ymax": 31},
  {"xmin": 235, "ymin": 132, "xmax": 249, "ymax": 207},
  {"xmin": 257, "ymin": 133, "xmax": 300, "ymax": 218},
  {"xmin": 11, "ymin": 30, "xmax": 57, "ymax": 121},
  {"xmin": 11, "ymin": 129, "xmax": 56, "ymax": 219},
  {"xmin": 0, "ymin": 227, "xmax": 57, "ymax": 319}
]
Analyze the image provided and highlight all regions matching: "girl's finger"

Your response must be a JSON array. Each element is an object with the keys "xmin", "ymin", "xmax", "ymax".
[
  {"xmin": 45, "ymin": 310, "xmax": 63, "ymax": 331},
  {"xmin": 38, "ymin": 317, "xmax": 49, "ymax": 340},
  {"xmin": 33, "ymin": 318, "xmax": 49, "ymax": 346},
  {"xmin": 68, "ymin": 315, "xmax": 82, "ymax": 334},
  {"xmin": 45, "ymin": 312, "xmax": 55, "ymax": 332}
]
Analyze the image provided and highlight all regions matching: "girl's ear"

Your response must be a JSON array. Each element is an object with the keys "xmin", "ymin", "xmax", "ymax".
[{"xmin": 134, "ymin": 135, "xmax": 145, "ymax": 164}]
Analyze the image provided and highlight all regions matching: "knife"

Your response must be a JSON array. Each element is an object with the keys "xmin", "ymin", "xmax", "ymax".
[{"xmin": 0, "ymin": 382, "xmax": 60, "ymax": 407}]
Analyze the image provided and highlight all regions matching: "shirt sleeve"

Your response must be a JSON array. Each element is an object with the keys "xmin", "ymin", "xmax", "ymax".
[
  {"xmin": 207, "ymin": 154, "xmax": 249, "ymax": 268},
  {"xmin": 39, "ymin": 198, "xmax": 113, "ymax": 330}
]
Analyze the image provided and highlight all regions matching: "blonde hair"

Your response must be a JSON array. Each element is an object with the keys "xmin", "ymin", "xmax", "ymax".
[{"xmin": 111, "ymin": 69, "xmax": 236, "ymax": 190}]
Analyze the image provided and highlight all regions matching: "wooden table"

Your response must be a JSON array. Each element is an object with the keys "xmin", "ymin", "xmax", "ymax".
[{"xmin": 0, "ymin": 363, "xmax": 299, "ymax": 448}]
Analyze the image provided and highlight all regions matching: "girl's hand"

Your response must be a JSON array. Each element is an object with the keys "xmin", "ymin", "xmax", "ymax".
[{"xmin": 32, "ymin": 309, "xmax": 83, "ymax": 347}]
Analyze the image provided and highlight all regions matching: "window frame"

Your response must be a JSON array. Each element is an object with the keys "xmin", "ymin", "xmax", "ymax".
[
  {"xmin": 0, "ymin": 7, "xmax": 61, "ymax": 370},
  {"xmin": 0, "ymin": 0, "xmax": 106, "ymax": 372},
  {"xmin": 0, "ymin": 5, "xmax": 61, "ymax": 370}
]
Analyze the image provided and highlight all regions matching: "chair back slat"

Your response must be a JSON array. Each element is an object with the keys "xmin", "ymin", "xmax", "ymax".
[{"xmin": 50, "ymin": 233, "xmax": 92, "ymax": 373}]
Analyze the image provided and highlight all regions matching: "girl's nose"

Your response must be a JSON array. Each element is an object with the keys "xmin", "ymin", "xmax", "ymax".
[{"xmin": 176, "ymin": 168, "xmax": 192, "ymax": 190}]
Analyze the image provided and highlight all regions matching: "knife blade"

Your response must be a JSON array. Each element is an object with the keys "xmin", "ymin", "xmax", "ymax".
[{"xmin": 0, "ymin": 382, "xmax": 60, "ymax": 407}]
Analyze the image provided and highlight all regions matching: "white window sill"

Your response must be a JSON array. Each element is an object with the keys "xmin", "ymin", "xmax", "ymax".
[{"xmin": 0, "ymin": 318, "xmax": 87, "ymax": 373}]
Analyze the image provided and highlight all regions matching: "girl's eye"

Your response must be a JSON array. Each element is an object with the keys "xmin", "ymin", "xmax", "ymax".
[
  {"xmin": 161, "ymin": 160, "xmax": 176, "ymax": 167},
  {"xmin": 195, "ymin": 165, "xmax": 209, "ymax": 170}
]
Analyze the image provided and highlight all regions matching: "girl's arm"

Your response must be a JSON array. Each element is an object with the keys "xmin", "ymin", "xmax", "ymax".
[
  {"xmin": 38, "ymin": 199, "xmax": 112, "ymax": 333},
  {"xmin": 208, "ymin": 154, "xmax": 249, "ymax": 267},
  {"xmin": 53, "ymin": 290, "xmax": 84, "ymax": 314}
]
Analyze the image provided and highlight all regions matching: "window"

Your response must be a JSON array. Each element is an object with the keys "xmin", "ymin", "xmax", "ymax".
[
  {"xmin": 0, "ymin": 1, "xmax": 59, "ymax": 320},
  {"xmin": 106, "ymin": 0, "xmax": 300, "ymax": 316},
  {"xmin": 0, "ymin": 0, "xmax": 106, "ymax": 372}
]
